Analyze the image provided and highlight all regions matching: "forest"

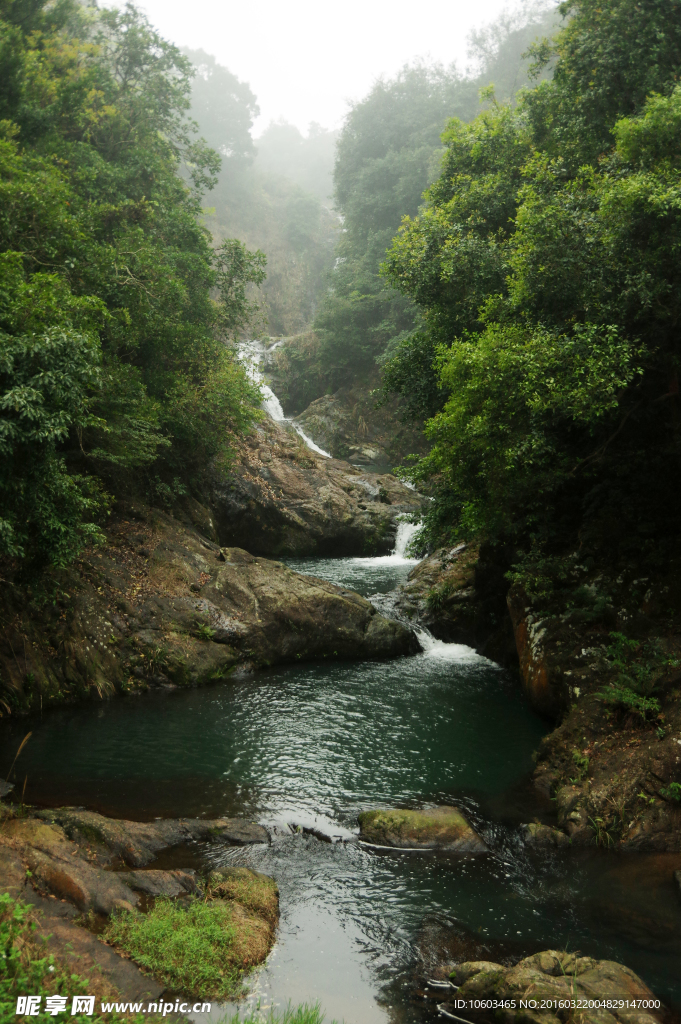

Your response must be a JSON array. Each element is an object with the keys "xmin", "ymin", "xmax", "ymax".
[
  {"xmin": 0, "ymin": 0, "xmax": 680, "ymax": 610},
  {"xmin": 3, "ymin": 0, "xmax": 681, "ymax": 1017}
]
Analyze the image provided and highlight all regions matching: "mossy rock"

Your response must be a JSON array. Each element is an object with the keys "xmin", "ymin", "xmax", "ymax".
[
  {"xmin": 105, "ymin": 882, "xmax": 278, "ymax": 1000},
  {"xmin": 207, "ymin": 866, "xmax": 279, "ymax": 926},
  {"xmin": 358, "ymin": 806, "xmax": 487, "ymax": 852}
]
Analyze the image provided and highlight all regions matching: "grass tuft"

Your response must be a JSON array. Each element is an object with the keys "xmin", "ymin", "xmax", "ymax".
[
  {"xmin": 105, "ymin": 895, "xmax": 272, "ymax": 1000},
  {"xmin": 225, "ymin": 1002, "xmax": 329, "ymax": 1024},
  {"xmin": 0, "ymin": 893, "xmax": 135, "ymax": 1022}
]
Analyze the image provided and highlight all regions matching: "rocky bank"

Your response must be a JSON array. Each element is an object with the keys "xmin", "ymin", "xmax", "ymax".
[
  {"xmin": 391, "ymin": 542, "xmax": 681, "ymax": 852},
  {"xmin": 437, "ymin": 951, "xmax": 660, "ymax": 1024},
  {"xmin": 388, "ymin": 542, "xmax": 519, "ymax": 667},
  {"xmin": 0, "ymin": 800, "xmax": 275, "ymax": 1007},
  {"xmin": 0, "ymin": 500, "xmax": 417, "ymax": 716},
  {"xmin": 210, "ymin": 414, "xmax": 423, "ymax": 557}
]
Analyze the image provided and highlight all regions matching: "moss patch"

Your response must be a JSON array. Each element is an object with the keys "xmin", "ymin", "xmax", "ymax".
[
  {"xmin": 358, "ymin": 806, "xmax": 487, "ymax": 851},
  {"xmin": 105, "ymin": 892, "xmax": 275, "ymax": 1000},
  {"xmin": 207, "ymin": 867, "xmax": 278, "ymax": 926}
]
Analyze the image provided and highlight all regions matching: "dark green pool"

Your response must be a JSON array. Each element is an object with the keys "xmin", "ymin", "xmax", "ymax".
[{"xmin": 2, "ymin": 555, "xmax": 679, "ymax": 1021}]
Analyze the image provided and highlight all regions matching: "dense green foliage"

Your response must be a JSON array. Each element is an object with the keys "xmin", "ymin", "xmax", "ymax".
[
  {"xmin": 382, "ymin": 0, "xmax": 681, "ymax": 580},
  {"xmin": 312, "ymin": 2, "xmax": 559, "ymax": 394},
  {"xmin": 0, "ymin": 893, "xmax": 135, "ymax": 1022},
  {"xmin": 0, "ymin": 1, "xmax": 264, "ymax": 576}
]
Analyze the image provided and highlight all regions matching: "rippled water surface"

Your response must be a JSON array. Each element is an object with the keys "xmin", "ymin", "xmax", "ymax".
[{"xmin": 2, "ymin": 555, "xmax": 680, "ymax": 1020}]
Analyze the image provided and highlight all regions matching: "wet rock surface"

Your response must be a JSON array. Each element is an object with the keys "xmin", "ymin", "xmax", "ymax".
[
  {"xmin": 0, "ymin": 505, "xmax": 417, "ymax": 713},
  {"xmin": 210, "ymin": 416, "xmax": 423, "ymax": 557},
  {"xmin": 391, "ymin": 542, "xmax": 518, "ymax": 667},
  {"xmin": 0, "ymin": 801, "xmax": 276, "ymax": 1005},
  {"xmin": 0, "ymin": 806, "xmax": 268, "ymax": 914},
  {"xmin": 358, "ymin": 807, "xmax": 488, "ymax": 853},
  {"xmin": 292, "ymin": 382, "xmax": 427, "ymax": 470},
  {"xmin": 509, "ymin": 571, "xmax": 681, "ymax": 851},
  {"xmin": 442, "ymin": 951, "xmax": 659, "ymax": 1024}
]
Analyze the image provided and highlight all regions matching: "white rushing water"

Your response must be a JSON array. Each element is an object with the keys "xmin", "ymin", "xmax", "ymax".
[
  {"xmin": 353, "ymin": 517, "xmax": 421, "ymax": 568},
  {"xmin": 239, "ymin": 339, "xmax": 332, "ymax": 458}
]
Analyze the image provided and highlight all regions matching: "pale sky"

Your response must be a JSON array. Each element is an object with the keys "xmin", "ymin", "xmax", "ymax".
[{"xmin": 137, "ymin": 0, "xmax": 522, "ymax": 136}]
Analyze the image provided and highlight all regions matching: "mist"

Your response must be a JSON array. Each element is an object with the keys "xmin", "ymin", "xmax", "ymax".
[{"xmin": 137, "ymin": 0, "xmax": 555, "ymax": 133}]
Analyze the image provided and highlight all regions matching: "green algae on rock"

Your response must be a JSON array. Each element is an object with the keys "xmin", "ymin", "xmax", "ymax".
[
  {"xmin": 358, "ymin": 807, "xmax": 487, "ymax": 852},
  {"xmin": 446, "ymin": 950, "xmax": 659, "ymax": 1024}
]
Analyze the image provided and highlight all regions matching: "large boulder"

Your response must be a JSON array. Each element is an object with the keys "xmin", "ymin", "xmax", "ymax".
[
  {"xmin": 0, "ymin": 505, "xmax": 418, "ymax": 712},
  {"xmin": 209, "ymin": 416, "xmax": 423, "ymax": 557},
  {"xmin": 446, "ymin": 950, "xmax": 659, "ymax": 1024},
  {"xmin": 358, "ymin": 807, "xmax": 487, "ymax": 853}
]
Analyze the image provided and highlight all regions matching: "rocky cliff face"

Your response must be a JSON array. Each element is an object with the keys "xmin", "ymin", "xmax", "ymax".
[
  {"xmin": 209, "ymin": 415, "xmax": 424, "ymax": 557},
  {"xmin": 293, "ymin": 381, "xmax": 427, "ymax": 470},
  {"xmin": 0, "ymin": 503, "xmax": 417, "ymax": 716}
]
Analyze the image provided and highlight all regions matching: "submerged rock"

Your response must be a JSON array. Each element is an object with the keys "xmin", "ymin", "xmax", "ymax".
[
  {"xmin": 446, "ymin": 950, "xmax": 659, "ymax": 1023},
  {"xmin": 522, "ymin": 822, "xmax": 571, "ymax": 847},
  {"xmin": 358, "ymin": 807, "xmax": 487, "ymax": 853}
]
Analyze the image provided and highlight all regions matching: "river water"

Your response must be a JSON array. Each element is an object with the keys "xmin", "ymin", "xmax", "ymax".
[
  {"xmin": 2, "ymin": 368, "xmax": 680, "ymax": 1018},
  {"xmin": 3, "ymin": 537, "xmax": 681, "ymax": 1019}
]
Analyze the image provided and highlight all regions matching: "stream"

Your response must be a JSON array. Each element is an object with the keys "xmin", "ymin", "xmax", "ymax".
[
  {"xmin": 2, "ymin": 359, "xmax": 680, "ymax": 1021},
  {"xmin": 2, "ymin": 541, "xmax": 681, "ymax": 1020}
]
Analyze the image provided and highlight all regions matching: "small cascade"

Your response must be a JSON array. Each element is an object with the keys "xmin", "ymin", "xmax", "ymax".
[
  {"xmin": 238, "ymin": 339, "xmax": 332, "ymax": 458},
  {"xmin": 392, "ymin": 518, "xmax": 420, "ymax": 559},
  {"xmin": 412, "ymin": 626, "xmax": 489, "ymax": 662}
]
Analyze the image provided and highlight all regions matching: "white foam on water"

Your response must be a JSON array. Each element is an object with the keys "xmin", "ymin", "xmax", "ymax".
[
  {"xmin": 238, "ymin": 339, "xmax": 332, "ymax": 458},
  {"xmin": 413, "ymin": 627, "xmax": 485, "ymax": 662},
  {"xmin": 353, "ymin": 518, "xmax": 421, "ymax": 567}
]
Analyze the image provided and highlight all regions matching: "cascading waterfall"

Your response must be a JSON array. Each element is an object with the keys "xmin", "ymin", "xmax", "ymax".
[
  {"xmin": 240, "ymin": 341, "xmax": 466, "ymax": 665},
  {"xmin": 391, "ymin": 518, "xmax": 420, "ymax": 559},
  {"xmin": 239, "ymin": 339, "xmax": 332, "ymax": 458}
]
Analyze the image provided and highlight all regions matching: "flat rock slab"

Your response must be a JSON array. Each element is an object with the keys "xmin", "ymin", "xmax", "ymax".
[
  {"xmin": 358, "ymin": 807, "xmax": 487, "ymax": 853},
  {"xmin": 1, "ymin": 808, "xmax": 269, "ymax": 915},
  {"xmin": 125, "ymin": 869, "xmax": 199, "ymax": 898},
  {"xmin": 36, "ymin": 808, "xmax": 269, "ymax": 866},
  {"xmin": 448, "ymin": 950, "xmax": 659, "ymax": 1024}
]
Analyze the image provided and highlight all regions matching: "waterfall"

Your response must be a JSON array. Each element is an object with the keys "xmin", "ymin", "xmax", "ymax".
[
  {"xmin": 238, "ymin": 339, "xmax": 332, "ymax": 459},
  {"xmin": 392, "ymin": 519, "xmax": 420, "ymax": 559}
]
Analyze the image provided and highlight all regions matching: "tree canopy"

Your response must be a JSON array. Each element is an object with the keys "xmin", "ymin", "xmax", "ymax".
[
  {"xmin": 311, "ymin": 2, "xmax": 560, "ymax": 395},
  {"xmin": 381, "ymin": 0, "xmax": 681, "ymax": 589},
  {"xmin": 0, "ymin": 0, "xmax": 265, "ymax": 576}
]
